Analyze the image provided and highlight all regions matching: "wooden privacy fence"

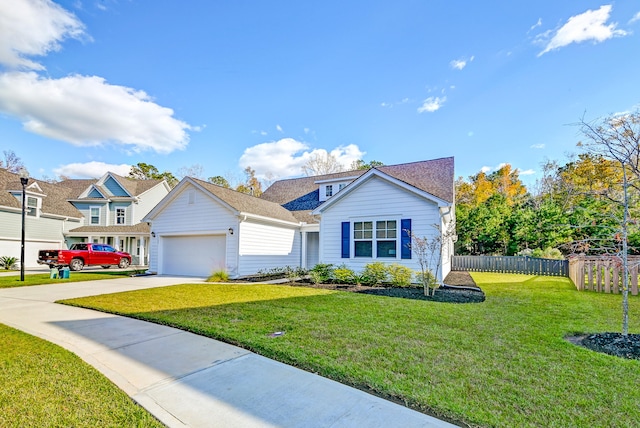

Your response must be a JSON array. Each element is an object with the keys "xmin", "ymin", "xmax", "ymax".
[
  {"xmin": 451, "ymin": 256, "xmax": 569, "ymax": 277},
  {"xmin": 568, "ymin": 256, "xmax": 640, "ymax": 295}
]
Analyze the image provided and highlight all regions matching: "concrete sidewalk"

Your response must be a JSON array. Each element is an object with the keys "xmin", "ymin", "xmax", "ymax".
[{"xmin": 0, "ymin": 276, "xmax": 458, "ymax": 427}]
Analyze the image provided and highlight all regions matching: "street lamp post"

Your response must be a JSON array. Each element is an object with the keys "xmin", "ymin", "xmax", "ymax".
[{"xmin": 19, "ymin": 168, "xmax": 29, "ymax": 281}]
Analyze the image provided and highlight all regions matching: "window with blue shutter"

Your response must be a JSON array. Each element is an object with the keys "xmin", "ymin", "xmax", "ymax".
[
  {"xmin": 401, "ymin": 218, "xmax": 411, "ymax": 259},
  {"xmin": 341, "ymin": 222, "xmax": 350, "ymax": 258}
]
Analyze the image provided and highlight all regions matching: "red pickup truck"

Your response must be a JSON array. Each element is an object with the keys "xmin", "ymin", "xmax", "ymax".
[{"xmin": 37, "ymin": 243, "xmax": 132, "ymax": 271}]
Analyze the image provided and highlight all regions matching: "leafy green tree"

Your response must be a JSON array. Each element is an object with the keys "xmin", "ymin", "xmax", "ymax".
[
  {"xmin": 128, "ymin": 163, "xmax": 178, "ymax": 187},
  {"xmin": 208, "ymin": 175, "xmax": 231, "ymax": 188}
]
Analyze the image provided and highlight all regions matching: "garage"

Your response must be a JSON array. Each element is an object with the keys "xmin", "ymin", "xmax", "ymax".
[{"xmin": 160, "ymin": 235, "xmax": 226, "ymax": 277}]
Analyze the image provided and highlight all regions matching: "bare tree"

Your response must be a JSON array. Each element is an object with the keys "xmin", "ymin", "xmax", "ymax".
[
  {"xmin": 409, "ymin": 222, "xmax": 456, "ymax": 296},
  {"xmin": 578, "ymin": 111, "xmax": 640, "ymax": 335},
  {"xmin": 176, "ymin": 163, "xmax": 205, "ymax": 180},
  {"xmin": 301, "ymin": 152, "xmax": 345, "ymax": 176},
  {"xmin": 0, "ymin": 150, "xmax": 26, "ymax": 174}
]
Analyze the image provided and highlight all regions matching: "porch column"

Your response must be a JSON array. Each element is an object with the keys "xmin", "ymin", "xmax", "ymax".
[{"xmin": 139, "ymin": 237, "xmax": 146, "ymax": 266}]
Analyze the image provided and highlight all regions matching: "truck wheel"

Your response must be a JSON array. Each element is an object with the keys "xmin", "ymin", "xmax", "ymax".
[
  {"xmin": 70, "ymin": 258, "xmax": 84, "ymax": 271},
  {"xmin": 118, "ymin": 258, "xmax": 130, "ymax": 269}
]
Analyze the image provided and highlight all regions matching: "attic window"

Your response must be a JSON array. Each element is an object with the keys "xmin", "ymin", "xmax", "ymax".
[
  {"xmin": 325, "ymin": 185, "xmax": 333, "ymax": 197},
  {"xmin": 26, "ymin": 196, "xmax": 39, "ymax": 217}
]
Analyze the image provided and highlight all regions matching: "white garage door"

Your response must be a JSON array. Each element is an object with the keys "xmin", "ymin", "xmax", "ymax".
[{"xmin": 161, "ymin": 235, "xmax": 226, "ymax": 277}]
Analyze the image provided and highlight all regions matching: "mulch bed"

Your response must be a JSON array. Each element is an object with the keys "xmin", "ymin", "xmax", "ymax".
[
  {"xmin": 235, "ymin": 270, "xmax": 486, "ymax": 304},
  {"xmin": 568, "ymin": 333, "xmax": 640, "ymax": 360}
]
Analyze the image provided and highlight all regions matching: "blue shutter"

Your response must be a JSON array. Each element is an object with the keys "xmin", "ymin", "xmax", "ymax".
[
  {"xmin": 341, "ymin": 222, "xmax": 350, "ymax": 258},
  {"xmin": 401, "ymin": 219, "xmax": 411, "ymax": 259}
]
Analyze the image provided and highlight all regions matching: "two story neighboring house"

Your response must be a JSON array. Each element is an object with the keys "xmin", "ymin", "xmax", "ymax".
[
  {"xmin": 144, "ymin": 157, "xmax": 455, "ymax": 280},
  {"xmin": 61, "ymin": 172, "xmax": 171, "ymax": 265},
  {"xmin": 0, "ymin": 169, "xmax": 169, "ymax": 268}
]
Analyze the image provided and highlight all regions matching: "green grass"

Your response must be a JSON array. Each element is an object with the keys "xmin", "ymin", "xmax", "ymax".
[
  {"xmin": 0, "ymin": 269, "xmax": 146, "ymax": 288},
  {"xmin": 0, "ymin": 323, "xmax": 163, "ymax": 427},
  {"xmin": 60, "ymin": 273, "xmax": 640, "ymax": 427}
]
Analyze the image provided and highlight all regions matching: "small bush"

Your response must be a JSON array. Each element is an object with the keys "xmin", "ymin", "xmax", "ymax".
[
  {"xmin": 0, "ymin": 256, "xmax": 18, "ymax": 270},
  {"xmin": 207, "ymin": 270, "xmax": 229, "ymax": 282},
  {"xmin": 531, "ymin": 247, "xmax": 564, "ymax": 260},
  {"xmin": 333, "ymin": 264, "xmax": 357, "ymax": 284},
  {"xmin": 387, "ymin": 263, "xmax": 413, "ymax": 287},
  {"xmin": 362, "ymin": 262, "xmax": 388, "ymax": 286},
  {"xmin": 309, "ymin": 263, "xmax": 334, "ymax": 284}
]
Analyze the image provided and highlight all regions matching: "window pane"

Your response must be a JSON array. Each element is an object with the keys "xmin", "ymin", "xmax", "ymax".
[
  {"xmin": 363, "ymin": 230, "xmax": 372, "ymax": 239},
  {"xmin": 376, "ymin": 221, "xmax": 385, "ymax": 229},
  {"xmin": 354, "ymin": 230, "xmax": 363, "ymax": 239},
  {"xmin": 388, "ymin": 220, "xmax": 396, "ymax": 229},
  {"xmin": 355, "ymin": 241, "xmax": 372, "ymax": 257},
  {"xmin": 354, "ymin": 222, "xmax": 363, "ymax": 231},
  {"xmin": 377, "ymin": 241, "xmax": 396, "ymax": 258},
  {"xmin": 363, "ymin": 221, "xmax": 372, "ymax": 230}
]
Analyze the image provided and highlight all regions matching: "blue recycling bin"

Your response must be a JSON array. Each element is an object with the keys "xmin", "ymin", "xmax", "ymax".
[
  {"xmin": 50, "ymin": 267, "xmax": 58, "ymax": 279},
  {"xmin": 60, "ymin": 267, "xmax": 70, "ymax": 279}
]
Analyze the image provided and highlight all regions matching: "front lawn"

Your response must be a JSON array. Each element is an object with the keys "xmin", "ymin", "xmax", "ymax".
[
  {"xmin": 0, "ymin": 269, "xmax": 146, "ymax": 288},
  {"xmin": 0, "ymin": 323, "xmax": 163, "ymax": 427},
  {"xmin": 60, "ymin": 273, "xmax": 640, "ymax": 427}
]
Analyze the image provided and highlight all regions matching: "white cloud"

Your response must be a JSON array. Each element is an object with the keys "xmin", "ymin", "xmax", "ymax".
[
  {"xmin": 239, "ymin": 138, "xmax": 364, "ymax": 179},
  {"xmin": 450, "ymin": 56, "xmax": 474, "ymax": 70},
  {"xmin": 537, "ymin": 5, "xmax": 628, "ymax": 56},
  {"xmin": 630, "ymin": 11, "xmax": 640, "ymax": 24},
  {"xmin": 0, "ymin": 72, "xmax": 191, "ymax": 153},
  {"xmin": 520, "ymin": 169, "xmax": 536, "ymax": 175},
  {"xmin": 481, "ymin": 166, "xmax": 491, "ymax": 173},
  {"xmin": 53, "ymin": 161, "xmax": 132, "ymax": 179},
  {"xmin": 0, "ymin": 0, "xmax": 87, "ymax": 70},
  {"xmin": 276, "ymin": 124, "xmax": 283, "ymax": 132},
  {"xmin": 530, "ymin": 143, "xmax": 545, "ymax": 149},
  {"xmin": 530, "ymin": 18, "xmax": 542, "ymax": 31},
  {"xmin": 417, "ymin": 96, "xmax": 446, "ymax": 113}
]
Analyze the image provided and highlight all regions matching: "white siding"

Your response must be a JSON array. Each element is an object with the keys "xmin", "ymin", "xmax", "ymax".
[
  {"xmin": 237, "ymin": 220, "xmax": 301, "ymax": 276},
  {"xmin": 319, "ymin": 176, "xmax": 445, "ymax": 280},
  {"xmin": 147, "ymin": 184, "xmax": 239, "ymax": 275},
  {"xmin": 135, "ymin": 184, "xmax": 169, "ymax": 224}
]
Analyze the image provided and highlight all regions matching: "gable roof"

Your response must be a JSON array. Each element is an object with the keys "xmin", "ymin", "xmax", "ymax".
[
  {"xmin": 261, "ymin": 157, "xmax": 454, "ymax": 210},
  {"xmin": 261, "ymin": 170, "xmax": 366, "ymax": 211},
  {"xmin": 145, "ymin": 177, "xmax": 301, "ymax": 225},
  {"xmin": 0, "ymin": 169, "xmax": 82, "ymax": 218},
  {"xmin": 60, "ymin": 173, "xmax": 166, "ymax": 201}
]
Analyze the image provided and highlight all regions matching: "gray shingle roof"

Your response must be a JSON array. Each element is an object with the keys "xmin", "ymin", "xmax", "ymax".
[
  {"xmin": 261, "ymin": 157, "xmax": 454, "ymax": 210},
  {"xmin": 192, "ymin": 178, "xmax": 301, "ymax": 224},
  {"xmin": 0, "ymin": 169, "xmax": 83, "ymax": 218}
]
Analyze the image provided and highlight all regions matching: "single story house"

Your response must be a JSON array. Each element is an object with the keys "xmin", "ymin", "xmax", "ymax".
[
  {"xmin": 143, "ymin": 157, "xmax": 455, "ymax": 280},
  {"xmin": 0, "ymin": 169, "xmax": 169, "ymax": 267}
]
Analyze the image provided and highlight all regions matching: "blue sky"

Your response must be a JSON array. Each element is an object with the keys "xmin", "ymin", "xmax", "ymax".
[{"xmin": 0, "ymin": 1, "xmax": 639, "ymax": 188}]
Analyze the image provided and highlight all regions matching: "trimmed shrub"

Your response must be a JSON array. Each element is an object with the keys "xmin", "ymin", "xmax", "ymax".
[
  {"xmin": 362, "ymin": 262, "xmax": 388, "ymax": 286},
  {"xmin": 387, "ymin": 263, "xmax": 413, "ymax": 287},
  {"xmin": 333, "ymin": 264, "xmax": 357, "ymax": 284},
  {"xmin": 309, "ymin": 263, "xmax": 334, "ymax": 284}
]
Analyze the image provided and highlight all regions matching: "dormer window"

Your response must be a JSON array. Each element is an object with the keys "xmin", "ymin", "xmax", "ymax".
[
  {"xmin": 26, "ymin": 196, "xmax": 39, "ymax": 217},
  {"xmin": 325, "ymin": 185, "xmax": 333, "ymax": 197},
  {"xmin": 338, "ymin": 183, "xmax": 345, "ymax": 191}
]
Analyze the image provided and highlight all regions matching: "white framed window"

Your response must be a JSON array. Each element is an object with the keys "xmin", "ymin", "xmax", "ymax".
[
  {"xmin": 325, "ymin": 185, "xmax": 333, "ymax": 197},
  {"xmin": 353, "ymin": 221, "xmax": 373, "ymax": 257},
  {"xmin": 353, "ymin": 219, "xmax": 397, "ymax": 258},
  {"xmin": 116, "ymin": 208, "xmax": 125, "ymax": 224},
  {"xmin": 338, "ymin": 183, "xmax": 346, "ymax": 191},
  {"xmin": 26, "ymin": 196, "xmax": 39, "ymax": 217},
  {"xmin": 90, "ymin": 207, "xmax": 100, "ymax": 225},
  {"xmin": 375, "ymin": 220, "xmax": 397, "ymax": 257}
]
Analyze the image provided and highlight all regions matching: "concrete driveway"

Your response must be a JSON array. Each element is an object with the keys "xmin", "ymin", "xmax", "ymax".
[{"xmin": 0, "ymin": 274, "xmax": 458, "ymax": 428}]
